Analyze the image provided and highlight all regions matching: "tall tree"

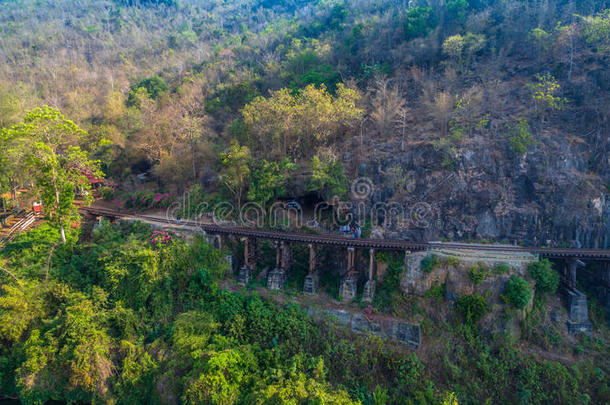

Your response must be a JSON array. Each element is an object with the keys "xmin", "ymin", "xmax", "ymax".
[
  {"xmin": 219, "ymin": 140, "xmax": 251, "ymax": 209},
  {"xmin": 7, "ymin": 106, "xmax": 103, "ymax": 243}
]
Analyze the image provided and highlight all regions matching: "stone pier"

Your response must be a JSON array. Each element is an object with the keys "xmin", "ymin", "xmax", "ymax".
[
  {"xmin": 362, "ymin": 248, "xmax": 375, "ymax": 302},
  {"xmin": 339, "ymin": 247, "xmax": 357, "ymax": 301},
  {"xmin": 238, "ymin": 237, "xmax": 257, "ymax": 286},
  {"xmin": 267, "ymin": 241, "xmax": 289, "ymax": 290},
  {"xmin": 564, "ymin": 288, "xmax": 592, "ymax": 334},
  {"xmin": 237, "ymin": 266, "xmax": 251, "ymax": 286},
  {"xmin": 560, "ymin": 258, "xmax": 592, "ymax": 334},
  {"xmin": 303, "ymin": 244, "xmax": 318, "ymax": 295}
]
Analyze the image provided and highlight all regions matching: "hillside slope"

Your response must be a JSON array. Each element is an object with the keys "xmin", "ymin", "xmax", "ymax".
[{"xmin": 0, "ymin": 0, "xmax": 609, "ymax": 247}]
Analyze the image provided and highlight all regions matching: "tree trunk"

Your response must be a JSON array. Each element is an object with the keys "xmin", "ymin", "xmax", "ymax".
[
  {"xmin": 191, "ymin": 138, "xmax": 197, "ymax": 182},
  {"xmin": 10, "ymin": 179, "xmax": 17, "ymax": 203},
  {"xmin": 54, "ymin": 179, "xmax": 66, "ymax": 244}
]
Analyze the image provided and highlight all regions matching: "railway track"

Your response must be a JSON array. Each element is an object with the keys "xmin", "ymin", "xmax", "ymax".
[
  {"xmin": 80, "ymin": 207, "xmax": 610, "ymax": 260},
  {"xmin": 0, "ymin": 213, "xmax": 38, "ymax": 246}
]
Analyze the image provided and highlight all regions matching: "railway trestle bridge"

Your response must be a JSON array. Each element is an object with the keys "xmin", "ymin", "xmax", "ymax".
[{"xmin": 82, "ymin": 207, "xmax": 610, "ymax": 332}]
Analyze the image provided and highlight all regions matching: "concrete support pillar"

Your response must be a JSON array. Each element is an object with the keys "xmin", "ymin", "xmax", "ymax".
[
  {"xmin": 281, "ymin": 241, "xmax": 292, "ymax": 271},
  {"xmin": 238, "ymin": 237, "xmax": 256, "ymax": 286},
  {"xmin": 363, "ymin": 248, "xmax": 375, "ymax": 302},
  {"xmin": 275, "ymin": 241, "xmax": 282, "ymax": 268},
  {"xmin": 567, "ymin": 258, "xmax": 577, "ymax": 289},
  {"xmin": 243, "ymin": 237, "xmax": 250, "ymax": 267},
  {"xmin": 347, "ymin": 247, "xmax": 356, "ymax": 276},
  {"xmin": 304, "ymin": 244, "xmax": 318, "ymax": 295},
  {"xmin": 247, "ymin": 238, "xmax": 257, "ymax": 267},
  {"xmin": 404, "ymin": 250, "xmax": 411, "ymax": 268},
  {"xmin": 565, "ymin": 288, "xmax": 593, "ymax": 334},
  {"xmin": 237, "ymin": 266, "xmax": 250, "ymax": 286},
  {"xmin": 267, "ymin": 241, "xmax": 288, "ymax": 290},
  {"xmin": 309, "ymin": 243, "xmax": 316, "ymax": 275},
  {"xmin": 339, "ymin": 247, "xmax": 357, "ymax": 301}
]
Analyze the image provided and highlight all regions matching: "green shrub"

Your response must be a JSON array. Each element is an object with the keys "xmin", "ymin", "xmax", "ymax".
[
  {"xmin": 444, "ymin": 255, "xmax": 460, "ymax": 267},
  {"xmin": 455, "ymin": 294, "xmax": 489, "ymax": 324},
  {"xmin": 402, "ymin": 6, "xmax": 436, "ymax": 40},
  {"xmin": 528, "ymin": 259, "xmax": 559, "ymax": 294},
  {"xmin": 468, "ymin": 264, "xmax": 487, "ymax": 285},
  {"xmin": 424, "ymin": 281, "xmax": 446, "ymax": 300},
  {"xmin": 493, "ymin": 263, "xmax": 510, "ymax": 274},
  {"xmin": 504, "ymin": 276, "xmax": 532, "ymax": 310},
  {"xmin": 420, "ymin": 254, "xmax": 439, "ymax": 273},
  {"xmin": 100, "ymin": 186, "xmax": 115, "ymax": 201},
  {"xmin": 507, "ymin": 118, "xmax": 534, "ymax": 156},
  {"xmin": 373, "ymin": 252, "xmax": 405, "ymax": 312},
  {"xmin": 127, "ymin": 75, "xmax": 168, "ymax": 106}
]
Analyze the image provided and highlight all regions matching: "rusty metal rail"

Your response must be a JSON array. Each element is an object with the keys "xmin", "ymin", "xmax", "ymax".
[{"xmin": 80, "ymin": 207, "xmax": 610, "ymax": 260}]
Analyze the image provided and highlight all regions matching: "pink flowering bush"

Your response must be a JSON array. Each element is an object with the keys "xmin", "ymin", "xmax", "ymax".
[
  {"xmin": 150, "ymin": 230, "xmax": 175, "ymax": 246},
  {"xmin": 123, "ymin": 191, "xmax": 174, "ymax": 209}
]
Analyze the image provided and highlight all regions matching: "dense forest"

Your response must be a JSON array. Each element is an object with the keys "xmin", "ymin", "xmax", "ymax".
[{"xmin": 1, "ymin": 0, "xmax": 610, "ymax": 403}]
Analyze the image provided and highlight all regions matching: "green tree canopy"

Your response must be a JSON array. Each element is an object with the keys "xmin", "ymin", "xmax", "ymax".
[
  {"xmin": 219, "ymin": 140, "xmax": 252, "ymax": 208},
  {"xmin": 504, "ymin": 276, "xmax": 532, "ymax": 310},
  {"xmin": 528, "ymin": 259, "xmax": 559, "ymax": 295},
  {"xmin": 241, "ymin": 84, "xmax": 363, "ymax": 160},
  {"xmin": 6, "ymin": 106, "xmax": 103, "ymax": 242},
  {"xmin": 306, "ymin": 153, "xmax": 348, "ymax": 201},
  {"xmin": 127, "ymin": 75, "xmax": 169, "ymax": 107},
  {"xmin": 247, "ymin": 158, "xmax": 296, "ymax": 208}
]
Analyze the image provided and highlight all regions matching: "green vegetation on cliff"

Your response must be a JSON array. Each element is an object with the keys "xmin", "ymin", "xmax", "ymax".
[{"xmin": 0, "ymin": 224, "xmax": 608, "ymax": 404}]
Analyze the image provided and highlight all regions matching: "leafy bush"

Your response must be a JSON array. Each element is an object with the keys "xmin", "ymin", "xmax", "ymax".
[
  {"xmin": 507, "ymin": 118, "xmax": 534, "ymax": 156},
  {"xmin": 455, "ymin": 294, "xmax": 489, "ymax": 324},
  {"xmin": 424, "ymin": 281, "xmax": 446, "ymax": 300},
  {"xmin": 504, "ymin": 276, "xmax": 532, "ymax": 310},
  {"xmin": 493, "ymin": 263, "xmax": 510, "ymax": 274},
  {"xmin": 373, "ymin": 252, "xmax": 405, "ymax": 312},
  {"xmin": 402, "ymin": 6, "xmax": 436, "ymax": 40},
  {"xmin": 528, "ymin": 259, "xmax": 559, "ymax": 294},
  {"xmin": 420, "ymin": 254, "xmax": 440, "ymax": 273},
  {"xmin": 444, "ymin": 255, "xmax": 460, "ymax": 267},
  {"xmin": 468, "ymin": 264, "xmax": 487, "ymax": 285},
  {"xmin": 100, "ymin": 186, "xmax": 115, "ymax": 201},
  {"xmin": 306, "ymin": 154, "xmax": 349, "ymax": 200},
  {"xmin": 205, "ymin": 81, "xmax": 260, "ymax": 115},
  {"xmin": 127, "ymin": 75, "xmax": 168, "ymax": 106}
]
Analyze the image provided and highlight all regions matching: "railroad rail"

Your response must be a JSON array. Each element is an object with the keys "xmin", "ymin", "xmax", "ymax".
[
  {"xmin": 80, "ymin": 207, "xmax": 610, "ymax": 260},
  {"xmin": 0, "ymin": 213, "xmax": 38, "ymax": 246}
]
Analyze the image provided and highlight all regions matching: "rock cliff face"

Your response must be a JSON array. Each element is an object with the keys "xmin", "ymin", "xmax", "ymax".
[
  {"xmin": 401, "ymin": 251, "xmax": 534, "ymax": 310},
  {"xmin": 353, "ymin": 137, "xmax": 609, "ymax": 249}
]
